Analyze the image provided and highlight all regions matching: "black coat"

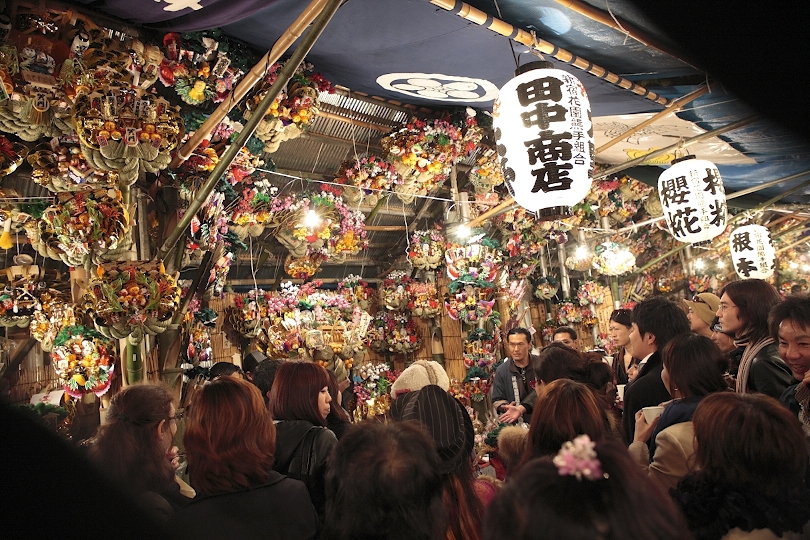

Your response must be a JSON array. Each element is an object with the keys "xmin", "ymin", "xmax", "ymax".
[
  {"xmin": 622, "ymin": 351, "xmax": 671, "ymax": 443},
  {"xmin": 166, "ymin": 472, "xmax": 318, "ymax": 540},
  {"xmin": 273, "ymin": 420, "xmax": 337, "ymax": 517}
]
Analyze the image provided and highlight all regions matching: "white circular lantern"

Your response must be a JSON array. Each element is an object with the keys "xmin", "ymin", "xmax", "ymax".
[
  {"xmin": 729, "ymin": 224, "xmax": 775, "ymax": 279},
  {"xmin": 658, "ymin": 156, "xmax": 727, "ymax": 244},
  {"xmin": 492, "ymin": 61, "xmax": 593, "ymax": 217}
]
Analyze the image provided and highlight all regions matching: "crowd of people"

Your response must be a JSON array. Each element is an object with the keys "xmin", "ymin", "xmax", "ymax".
[{"xmin": 4, "ymin": 278, "xmax": 810, "ymax": 540}]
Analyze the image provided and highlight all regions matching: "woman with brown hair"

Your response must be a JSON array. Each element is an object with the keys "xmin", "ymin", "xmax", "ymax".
[
  {"xmin": 673, "ymin": 393, "xmax": 810, "ymax": 540},
  {"xmin": 630, "ymin": 333, "xmax": 729, "ymax": 492},
  {"xmin": 325, "ymin": 369, "xmax": 352, "ymax": 440},
  {"xmin": 609, "ymin": 308, "xmax": 637, "ymax": 385},
  {"xmin": 270, "ymin": 361, "xmax": 338, "ymax": 517},
  {"xmin": 519, "ymin": 379, "xmax": 613, "ymax": 467},
  {"xmin": 168, "ymin": 377, "xmax": 318, "ymax": 540},
  {"xmin": 87, "ymin": 383, "xmax": 188, "ymax": 522},
  {"xmin": 716, "ymin": 279, "xmax": 792, "ymax": 398}
]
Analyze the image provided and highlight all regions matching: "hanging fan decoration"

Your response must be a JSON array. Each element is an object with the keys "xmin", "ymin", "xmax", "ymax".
[
  {"xmin": 467, "ymin": 148, "xmax": 504, "ymax": 194},
  {"xmin": 367, "ymin": 311, "xmax": 420, "ymax": 354},
  {"xmin": 462, "ymin": 328, "xmax": 500, "ymax": 397},
  {"xmin": 555, "ymin": 300, "xmax": 583, "ymax": 325},
  {"xmin": 381, "ymin": 270, "xmax": 413, "ymax": 311},
  {"xmin": 381, "ymin": 117, "xmax": 463, "ymax": 204},
  {"xmin": 445, "ymin": 235, "xmax": 502, "ymax": 283},
  {"xmin": 51, "ymin": 325, "xmax": 115, "ymax": 399},
  {"xmin": 270, "ymin": 189, "xmax": 368, "ymax": 260},
  {"xmin": 284, "ymin": 253, "xmax": 324, "ymax": 280},
  {"xmin": 27, "ymin": 142, "xmax": 119, "ymax": 192},
  {"xmin": 30, "ymin": 292, "xmax": 76, "ymax": 352},
  {"xmin": 445, "ymin": 282, "xmax": 496, "ymax": 324},
  {"xmin": 73, "ymin": 87, "xmax": 183, "ymax": 184},
  {"xmin": 83, "ymin": 261, "xmax": 180, "ymax": 339},
  {"xmin": 241, "ymin": 60, "xmax": 334, "ymax": 153},
  {"xmin": 160, "ymin": 30, "xmax": 254, "ymax": 106},
  {"xmin": 576, "ymin": 280, "xmax": 608, "ymax": 306},
  {"xmin": 407, "ymin": 281, "xmax": 442, "ymax": 319},
  {"xmin": 533, "ymin": 276, "xmax": 560, "ymax": 300},
  {"xmin": 228, "ymin": 185, "xmax": 274, "ymax": 239},
  {"xmin": 408, "ymin": 228, "xmax": 446, "ymax": 271},
  {"xmin": 334, "ymin": 155, "xmax": 403, "ymax": 206},
  {"xmin": 228, "ymin": 290, "xmax": 267, "ymax": 339},
  {"xmin": 336, "ymin": 274, "xmax": 374, "ymax": 312},
  {"xmin": 25, "ymin": 188, "xmax": 132, "ymax": 266},
  {"xmin": 592, "ymin": 241, "xmax": 636, "ymax": 276}
]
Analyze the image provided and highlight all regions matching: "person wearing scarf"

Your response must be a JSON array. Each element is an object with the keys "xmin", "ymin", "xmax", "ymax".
[{"xmin": 716, "ymin": 279, "xmax": 792, "ymax": 400}]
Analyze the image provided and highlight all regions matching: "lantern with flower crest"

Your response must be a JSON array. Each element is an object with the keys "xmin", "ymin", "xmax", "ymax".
[
  {"xmin": 658, "ymin": 156, "xmax": 727, "ymax": 244},
  {"xmin": 729, "ymin": 224, "xmax": 776, "ymax": 279},
  {"xmin": 492, "ymin": 62, "xmax": 593, "ymax": 217}
]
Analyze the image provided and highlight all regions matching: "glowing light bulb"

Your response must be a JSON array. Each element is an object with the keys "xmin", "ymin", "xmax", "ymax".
[
  {"xmin": 304, "ymin": 209, "xmax": 320, "ymax": 228},
  {"xmin": 790, "ymin": 262, "xmax": 800, "ymax": 269},
  {"xmin": 575, "ymin": 245, "xmax": 589, "ymax": 259},
  {"xmin": 716, "ymin": 260, "xmax": 725, "ymax": 269},
  {"xmin": 695, "ymin": 259, "xmax": 705, "ymax": 270},
  {"xmin": 456, "ymin": 224, "xmax": 470, "ymax": 239},
  {"xmin": 803, "ymin": 264, "xmax": 810, "ymax": 272}
]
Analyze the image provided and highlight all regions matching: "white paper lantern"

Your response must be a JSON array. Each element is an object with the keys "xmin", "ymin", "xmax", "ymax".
[
  {"xmin": 492, "ymin": 61, "xmax": 593, "ymax": 217},
  {"xmin": 729, "ymin": 224, "xmax": 775, "ymax": 279},
  {"xmin": 658, "ymin": 156, "xmax": 727, "ymax": 244}
]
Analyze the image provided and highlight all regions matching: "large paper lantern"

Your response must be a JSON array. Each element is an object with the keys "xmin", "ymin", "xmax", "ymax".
[
  {"xmin": 492, "ymin": 62, "xmax": 593, "ymax": 216},
  {"xmin": 658, "ymin": 156, "xmax": 727, "ymax": 244},
  {"xmin": 729, "ymin": 224, "xmax": 775, "ymax": 279}
]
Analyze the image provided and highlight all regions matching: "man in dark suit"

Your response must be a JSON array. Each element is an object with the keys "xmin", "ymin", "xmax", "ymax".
[{"xmin": 622, "ymin": 297, "xmax": 691, "ymax": 442}]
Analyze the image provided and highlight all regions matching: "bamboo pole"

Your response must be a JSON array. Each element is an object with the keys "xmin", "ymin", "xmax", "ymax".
[
  {"xmin": 552, "ymin": 0, "xmax": 696, "ymax": 67},
  {"xmin": 170, "ymin": 0, "xmax": 329, "ymax": 168},
  {"xmin": 767, "ymin": 211, "xmax": 802, "ymax": 229},
  {"xmin": 595, "ymin": 85, "xmax": 710, "ymax": 155},
  {"xmin": 468, "ymin": 196, "xmax": 515, "ymax": 227},
  {"xmin": 597, "ymin": 115, "xmax": 760, "ymax": 179},
  {"xmin": 430, "ymin": 0, "xmax": 671, "ymax": 106},
  {"xmin": 155, "ymin": 0, "xmax": 343, "ymax": 260},
  {"xmin": 726, "ymin": 170, "xmax": 810, "ymax": 200},
  {"xmin": 777, "ymin": 236, "xmax": 810, "ymax": 254}
]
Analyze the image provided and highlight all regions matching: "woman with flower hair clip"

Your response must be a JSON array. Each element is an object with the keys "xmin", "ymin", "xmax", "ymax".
[{"xmin": 484, "ymin": 435, "xmax": 691, "ymax": 540}]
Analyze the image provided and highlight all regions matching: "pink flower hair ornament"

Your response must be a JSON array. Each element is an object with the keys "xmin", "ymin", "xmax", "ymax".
[{"xmin": 552, "ymin": 434, "xmax": 609, "ymax": 481}]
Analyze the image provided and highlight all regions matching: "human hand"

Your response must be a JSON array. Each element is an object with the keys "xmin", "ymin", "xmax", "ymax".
[
  {"xmin": 633, "ymin": 410, "xmax": 659, "ymax": 444},
  {"xmin": 498, "ymin": 403, "xmax": 525, "ymax": 424},
  {"xmin": 167, "ymin": 445, "xmax": 180, "ymax": 470}
]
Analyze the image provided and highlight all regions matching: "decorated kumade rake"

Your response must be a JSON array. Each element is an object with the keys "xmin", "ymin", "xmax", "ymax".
[
  {"xmin": 408, "ymin": 228, "xmax": 446, "ymax": 271},
  {"xmin": 0, "ymin": 43, "xmax": 74, "ymax": 141},
  {"xmin": 51, "ymin": 325, "xmax": 115, "ymax": 399},
  {"xmin": 24, "ymin": 188, "xmax": 132, "ymax": 267},
  {"xmin": 27, "ymin": 142, "xmax": 119, "ymax": 192},
  {"xmin": 73, "ymin": 87, "xmax": 183, "ymax": 183},
  {"xmin": 83, "ymin": 261, "xmax": 180, "ymax": 339}
]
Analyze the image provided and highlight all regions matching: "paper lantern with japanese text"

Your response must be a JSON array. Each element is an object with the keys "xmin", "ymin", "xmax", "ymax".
[
  {"xmin": 729, "ymin": 224, "xmax": 775, "ymax": 279},
  {"xmin": 492, "ymin": 62, "xmax": 593, "ymax": 217},
  {"xmin": 658, "ymin": 156, "xmax": 727, "ymax": 244}
]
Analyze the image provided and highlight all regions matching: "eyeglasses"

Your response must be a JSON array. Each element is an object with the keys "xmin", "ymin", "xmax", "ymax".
[
  {"xmin": 168, "ymin": 411, "xmax": 184, "ymax": 422},
  {"xmin": 717, "ymin": 302, "xmax": 737, "ymax": 312}
]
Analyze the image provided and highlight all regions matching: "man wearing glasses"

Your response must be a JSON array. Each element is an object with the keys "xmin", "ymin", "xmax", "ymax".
[{"xmin": 492, "ymin": 327, "xmax": 537, "ymax": 425}]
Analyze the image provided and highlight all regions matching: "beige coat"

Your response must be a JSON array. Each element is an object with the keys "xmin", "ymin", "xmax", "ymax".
[{"xmin": 628, "ymin": 421, "xmax": 697, "ymax": 494}]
